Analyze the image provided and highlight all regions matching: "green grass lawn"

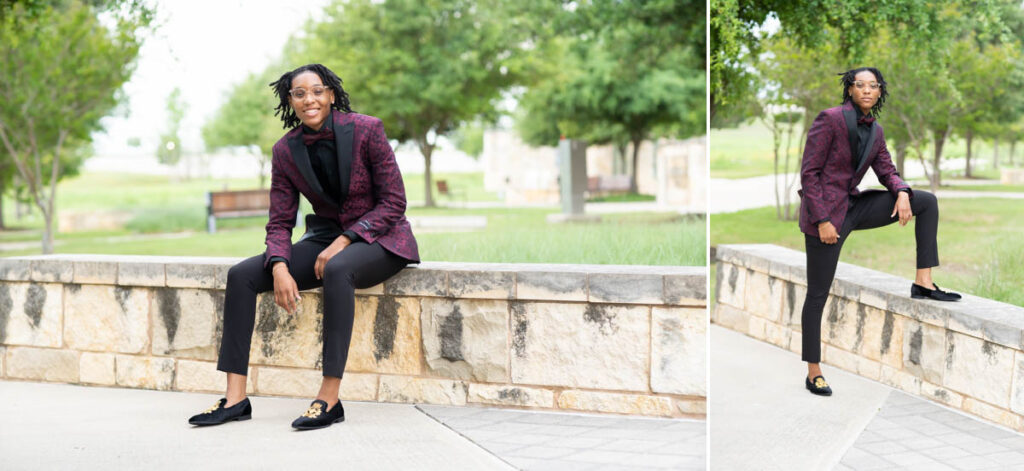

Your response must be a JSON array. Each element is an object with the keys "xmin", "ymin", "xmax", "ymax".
[
  {"xmin": 711, "ymin": 120, "xmax": 1017, "ymax": 180},
  {"xmin": 712, "ymin": 198, "xmax": 1024, "ymax": 307},
  {"xmin": 1, "ymin": 172, "xmax": 704, "ymax": 266}
]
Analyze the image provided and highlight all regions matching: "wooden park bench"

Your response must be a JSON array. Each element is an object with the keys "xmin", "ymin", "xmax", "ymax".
[
  {"xmin": 436, "ymin": 179, "xmax": 467, "ymax": 205},
  {"xmin": 206, "ymin": 189, "xmax": 270, "ymax": 233}
]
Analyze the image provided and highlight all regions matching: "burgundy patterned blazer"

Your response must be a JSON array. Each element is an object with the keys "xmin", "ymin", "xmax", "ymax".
[
  {"xmin": 262, "ymin": 111, "xmax": 420, "ymax": 268},
  {"xmin": 798, "ymin": 101, "xmax": 911, "ymax": 237}
]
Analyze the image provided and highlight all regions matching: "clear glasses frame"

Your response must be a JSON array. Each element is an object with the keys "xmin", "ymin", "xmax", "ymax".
[{"xmin": 288, "ymin": 85, "xmax": 330, "ymax": 100}]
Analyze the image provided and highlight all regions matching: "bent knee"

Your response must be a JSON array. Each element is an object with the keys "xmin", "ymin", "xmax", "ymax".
[
  {"xmin": 913, "ymin": 189, "xmax": 937, "ymax": 207},
  {"xmin": 323, "ymin": 258, "xmax": 355, "ymax": 282}
]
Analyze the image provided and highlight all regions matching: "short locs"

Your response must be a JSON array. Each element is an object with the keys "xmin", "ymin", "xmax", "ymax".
[
  {"xmin": 270, "ymin": 64, "xmax": 353, "ymax": 129},
  {"xmin": 838, "ymin": 67, "xmax": 888, "ymax": 116}
]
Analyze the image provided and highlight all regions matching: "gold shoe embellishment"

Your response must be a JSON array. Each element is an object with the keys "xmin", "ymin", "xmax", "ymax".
[
  {"xmin": 302, "ymin": 403, "xmax": 323, "ymax": 418},
  {"xmin": 203, "ymin": 401, "xmax": 222, "ymax": 414},
  {"xmin": 814, "ymin": 377, "xmax": 829, "ymax": 388}
]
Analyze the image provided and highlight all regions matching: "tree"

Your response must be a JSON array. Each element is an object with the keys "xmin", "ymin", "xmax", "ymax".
[
  {"xmin": 157, "ymin": 87, "xmax": 186, "ymax": 167},
  {"xmin": 950, "ymin": 40, "xmax": 1024, "ymax": 178},
  {"xmin": 711, "ymin": 0, "xmax": 1011, "ymax": 122},
  {"xmin": 450, "ymin": 121, "xmax": 485, "ymax": 159},
  {"xmin": 517, "ymin": 0, "xmax": 705, "ymax": 193},
  {"xmin": 301, "ymin": 0, "xmax": 520, "ymax": 207},
  {"xmin": 202, "ymin": 70, "xmax": 281, "ymax": 188},
  {"xmin": 0, "ymin": 0, "xmax": 152, "ymax": 253},
  {"xmin": 757, "ymin": 31, "xmax": 844, "ymax": 220}
]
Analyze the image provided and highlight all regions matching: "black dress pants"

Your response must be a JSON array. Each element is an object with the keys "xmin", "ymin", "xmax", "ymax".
[
  {"xmin": 216, "ymin": 239, "xmax": 409, "ymax": 378},
  {"xmin": 801, "ymin": 189, "xmax": 939, "ymax": 363}
]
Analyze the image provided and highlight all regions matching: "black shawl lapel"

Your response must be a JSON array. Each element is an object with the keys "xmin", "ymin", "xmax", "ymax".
[
  {"xmin": 856, "ymin": 122, "xmax": 878, "ymax": 175},
  {"xmin": 287, "ymin": 131, "xmax": 337, "ymax": 209},
  {"xmin": 333, "ymin": 116, "xmax": 354, "ymax": 206},
  {"xmin": 842, "ymin": 102, "xmax": 858, "ymax": 163}
]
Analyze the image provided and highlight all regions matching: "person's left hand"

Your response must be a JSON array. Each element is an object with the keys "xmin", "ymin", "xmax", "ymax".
[
  {"xmin": 315, "ymin": 235, "xmax": 352, "ymax": 279},
  {"xmin": 890, "ymin": 192, "xmax": 912, "ymax": 226}
]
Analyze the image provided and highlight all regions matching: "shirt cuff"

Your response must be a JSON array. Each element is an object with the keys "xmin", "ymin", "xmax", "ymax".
[
  {"xmin": 268, "ymin": 256, "xmax": 288, "ymax": 270},
  {"xmin": 342, "ymin": 230, "xmax": 362, "ymax": 243},
  {"xmin": 815, "ymin": 218, "xmax": 831, "ymax": 225}
]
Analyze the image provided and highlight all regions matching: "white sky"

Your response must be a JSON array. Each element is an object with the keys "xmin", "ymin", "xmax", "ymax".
[{"xmin": 92, "ymin": 0, "xmax": 333, "ymax": 158}]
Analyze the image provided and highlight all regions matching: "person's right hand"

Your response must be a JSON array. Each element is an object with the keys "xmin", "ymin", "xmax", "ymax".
[
  {"xmin": 272, "ymin": 262, "xmax": 300, "ymax": 314},
  {"xmin": 818, "ymin": 221, "xmax": 840, "ymax": 245}
]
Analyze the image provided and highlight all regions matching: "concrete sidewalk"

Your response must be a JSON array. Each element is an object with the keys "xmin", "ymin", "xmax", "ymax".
[
  {"xmin": 0, "ymin": 380, "xmax": 510, "ymax": 471},
  {"xmin": 0, "ymin": 380, "xmax": 705, "ymax": 470},
  {"xmin": 711, "ymin": 325, "xmax": 1024, "ymax": 471}
]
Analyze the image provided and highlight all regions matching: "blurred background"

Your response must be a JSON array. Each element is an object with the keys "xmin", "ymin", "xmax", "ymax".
[
  {"xmin": 0, "ymin": 0, "xmax": 706, "ymax": 266},
  {"xmin": 0, "ymin": 0, "xmax": 708, "ymax": 264},
  {"xmin": 709, "ymin": 0, "xmax": 1024, "ymax": 306}
]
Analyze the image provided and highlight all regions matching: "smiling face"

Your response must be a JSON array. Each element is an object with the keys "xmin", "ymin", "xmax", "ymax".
[
  {"xmin": 848, "ymin": 70, "xmax": 880, "ymax": 115},
  {"xmin": 289, "ymin": 71, "xmax": 335, "ymax": 131}
]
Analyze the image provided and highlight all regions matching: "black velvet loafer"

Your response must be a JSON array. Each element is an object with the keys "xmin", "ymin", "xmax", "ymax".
[
  {"xmin": 806, "ymin": 375, "xmax": 832, "ymax": 396},
  {"xmin": 188, "ymin": 397, "xmax": 252, "ymax": 426},
  {"xmin": 291, "ymin": 399, "xmax": 345, "ymax": 430},
  {"xmin": 911, "ymin": 283, "xmax": 961, "ymax": 302}
]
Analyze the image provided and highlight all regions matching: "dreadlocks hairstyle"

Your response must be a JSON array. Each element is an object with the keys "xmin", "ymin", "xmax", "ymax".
[
  {"xmin": 838, "ymin": 67, "xmax": 889, "ymax": 117},
  {"xmin": 270, "ymin": 64, "xmax": 354, "ymax": 129}
]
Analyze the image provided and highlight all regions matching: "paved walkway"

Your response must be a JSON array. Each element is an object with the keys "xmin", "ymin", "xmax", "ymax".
[
  {"xmin": 0, "ymin": 380, "xmax": 704, "ymax": 470},
  {"xmin": 711, "ymin": 325, "xmax": 1024, "ymax": 471},
  {"xmin": 420, "ymin": 405, "xmax": 705, "ymax": 471}
]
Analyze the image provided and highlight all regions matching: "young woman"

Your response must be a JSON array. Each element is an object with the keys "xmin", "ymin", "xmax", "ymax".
[
  {"xmin": 189, "ymin": 64, "xmax": 419, "ymax": 428},
  {"xmin": 798, "ymin": 67, "xmax": 959, "ymax": 396}
]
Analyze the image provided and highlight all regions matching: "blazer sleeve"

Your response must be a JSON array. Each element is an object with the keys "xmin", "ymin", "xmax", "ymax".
[
  {"xmin": 870, "ymin": 126, "xmax": 912, "ymax": 197},
  {"xmin": 800, "ymin": 110, "xmax": 833, "ymax": 224},
  {"xmin": 263, "ymin": 144, "xmax": 299, "ymax": 269},
  {"xmin": 345, "ymin": 118, "xmax": 407, "ymax": 244}
]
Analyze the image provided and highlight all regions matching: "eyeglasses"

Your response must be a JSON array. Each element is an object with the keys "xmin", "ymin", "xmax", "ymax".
[
  {"xmin": 288, "ymin": 85, "xmax": 330, "ymax": 100},
  {"xmin": 853, "ymin": 81, "xmax": 881, "ymax": 90}
]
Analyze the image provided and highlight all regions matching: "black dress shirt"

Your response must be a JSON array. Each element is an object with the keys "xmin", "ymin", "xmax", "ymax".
[{"xmin": 853, "ymin": 107, "xmax": 872, "ymax": 169}]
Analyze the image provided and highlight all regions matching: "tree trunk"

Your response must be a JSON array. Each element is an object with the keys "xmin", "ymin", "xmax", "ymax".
[
  {"xmin": 1010, "ymin": 140, "xmax": 1017, "ymax": 166},
  {"xmin": 42, "ymin": 212, "xmax": 54, "ymax": 254},
  {"xmin": 931, "ymin": 127, "xmax": 949, "ymax": 192},
  {"xmin": 258, "ymin": 156, "xmax": 268, "ymax": 189},
  {"xmin": 965, "ymin": 130, "xmax": 973, "ymax": 178},
  {"xmin": 417, "ymin": 136, "xmax": 435, "ymax": 207},
  {"xmin": 993, "ymin": 137, "xmax": 1000, "ymax": 169},
  {"xmin": 895, "ymin": 141, "xmax": 907, "ymax": 177},
  {"xmin": 0, "ymin": 176, "xmax": 5, "ymax": 230},
  {"xmin": 629, "ymin": 137, "xmax": 642, "ymax": 194}
]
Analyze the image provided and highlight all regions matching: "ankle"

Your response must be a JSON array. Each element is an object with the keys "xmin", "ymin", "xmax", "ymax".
[
  {"xmin": 317, "ymin": 396, "xmax": 339, "ymax": 407},
  {"xmin": 225, "ymin": 395, "xmax": 246, "ymax": 407}
]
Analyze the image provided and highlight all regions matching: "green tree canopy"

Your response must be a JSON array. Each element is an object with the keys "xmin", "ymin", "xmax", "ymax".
[
  {"xmin": 517, "ymin": 0, "xmax": 705, "ymax": 193},
  {"xmin": 202, "ymin": 69, "xmax": 282, "ymax": 187},
  {"xmin": 0, "ymin": 0, "xmax": 152, "ymax": 252},
  {"xmin": 299, "ymin": 0, "xmax": 521, "ymax": 206}
]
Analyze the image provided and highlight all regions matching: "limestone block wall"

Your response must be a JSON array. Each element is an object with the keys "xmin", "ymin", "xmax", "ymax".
[
  {"xmin": 712, "ymin": 244, "xmax": 1024, "ymax": 430},
  {"xmin": 0, "ymin": 255, "xmax": 705, "ymax": 418}
]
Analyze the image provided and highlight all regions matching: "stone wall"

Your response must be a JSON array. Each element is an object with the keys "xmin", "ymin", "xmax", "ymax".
[
  {"xmin": 0, "ymin": 255, "xmax": 705, "ymax": 418},
  {"xmin": 712, "ymin": 244, "xmax": 1024, "ymax": 430}
]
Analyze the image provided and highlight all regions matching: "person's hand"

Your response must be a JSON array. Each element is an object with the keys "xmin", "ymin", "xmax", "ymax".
[
  {"xmin": 818, "ymin": 221, "xmax": 839, "ymax": 244},
  {"xmin": 272, "ymin": 262, "xmax": 300, "ymax": 314},
  {"xmin": 891, "ymin": 191, "xmax": 912, "ymax": 226},
  {"xmin": 314, "ymin": 235, "xmax": 352, "ymax": 279}
]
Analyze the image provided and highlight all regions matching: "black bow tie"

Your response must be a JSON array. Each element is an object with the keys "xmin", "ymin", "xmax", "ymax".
[
  {"xmin": 858, "ymin": 115, "xmax": 875, "ymax": 126},
  {"xmin": 302, "ymin": 126, "xmax": 334, "ymax": 146}
]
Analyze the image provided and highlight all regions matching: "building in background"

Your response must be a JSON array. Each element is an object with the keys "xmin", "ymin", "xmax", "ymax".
[{"xmin": 481, "ymin": 129, "xmax": 706, "ymax": 212}]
